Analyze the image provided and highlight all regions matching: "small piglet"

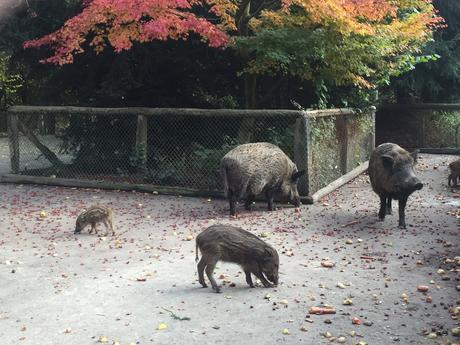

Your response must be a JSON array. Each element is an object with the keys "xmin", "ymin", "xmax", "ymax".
[
  {"xmin": 448, "ymin": 159, "xmax": 460, "ymax": 186},
  {"xmin": 195, "ymin": 224, "xmax": 279, "ymax": 293},
  {"xmin": 74, "ymin": 205, "xmax": 114, "ymax": 236},
  {"xmin": 368, "ymin": 143, "xmax": 423, "ymax": 229}
]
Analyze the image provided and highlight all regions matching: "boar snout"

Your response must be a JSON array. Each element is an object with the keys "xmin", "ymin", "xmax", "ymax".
[
  {"xmin": 266, "ymin": 273, "xmax": 278, "ymax": 286},
  {"xmin": 403, "ymin": 178, "xmax": 423, "ymax": 193},
  {"xmin": 414, "ymin": 182, "xmax": 423, "ymax": 191}
]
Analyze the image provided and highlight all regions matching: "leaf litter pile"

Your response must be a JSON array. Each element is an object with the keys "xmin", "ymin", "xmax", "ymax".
[{"xmin": 0, "ymin": 154, "xmax": 458, "ymax": 345}]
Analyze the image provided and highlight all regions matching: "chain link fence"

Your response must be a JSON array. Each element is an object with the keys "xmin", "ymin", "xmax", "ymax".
[
  {"xmin": 3, "ymin": 106, "xmax": 375, "ymax": 200},
  {"xmin": 4, "ymin": 107, "xmax": 299, "ymax": 192}
]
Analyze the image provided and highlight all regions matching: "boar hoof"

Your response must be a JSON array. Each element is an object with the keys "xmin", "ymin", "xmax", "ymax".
[{"xmin": 213, "ymin": 286, "xmax": 222, "ymax": 293}]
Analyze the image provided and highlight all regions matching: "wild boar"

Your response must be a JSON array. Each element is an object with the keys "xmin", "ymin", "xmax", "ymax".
[
  {"xmin": 368, "ymin": 143, "xmax": 423, "ymax": 229},
  {"xmin": 74, "ymin": 205, "xmax": 114, "ymax": 236},
  {"xmin": 220, "ymin": 142, "xmax": 305, "ymax": 216},
  {"xmin": 195, "ymin": 224, "xmax": 279, "ymax": 293},
  {"xmin": 448, "ymin": 159, "xmax": 460, "ymax": 186}
]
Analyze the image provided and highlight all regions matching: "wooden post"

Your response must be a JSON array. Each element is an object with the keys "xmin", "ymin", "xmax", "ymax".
[
  {"xmin": 7, "ymin": 113, "xmax": 20, "ymax": 173},
  {"xmin": 237, "ymin": 117, "xmax": 255, "ymax": 143},
  {"xmin": 335, "ymin": 114, "xmax": 349, "ymax": 174},
  {"xmin": 294, "ymin": 113, "xmax": 311, "ymax": 196},
  {"xmin": 369, "ymin": 108, "xmax": 376, "ymax": 152},
  {"xmin": 135, "ymin": 115, "xmax": 148, "ymax": 173}
]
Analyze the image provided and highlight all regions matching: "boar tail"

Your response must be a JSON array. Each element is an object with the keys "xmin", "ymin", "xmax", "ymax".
[{"xmin": 195, "ymin": 242, "xmax": 199, "ymax": 263}]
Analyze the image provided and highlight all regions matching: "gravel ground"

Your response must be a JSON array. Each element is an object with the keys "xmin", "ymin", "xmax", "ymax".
[{"xmin": 0, "ymin": 153, "xmax": 459, "ymax": 345}]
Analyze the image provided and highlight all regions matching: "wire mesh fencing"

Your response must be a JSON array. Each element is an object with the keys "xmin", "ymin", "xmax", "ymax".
[
  {"xmin": 4, "ymin": 106, "xmax": 375, "ymax": 199},
  {"xmin": 4, "ymin": 107, "xmax": 301, "ymax": 193}
]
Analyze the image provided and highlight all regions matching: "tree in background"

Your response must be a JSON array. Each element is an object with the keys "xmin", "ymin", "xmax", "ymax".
[
  {"xmin": 235, "ymin": 0, "xmax": 444, "ymax": 108},
  {"xmin": 387, "ymin": 0, "xmax": 460, "ymax": 103},
  {"xmin": 22, "ymin": 0, "xmax": 444, "ymax": 109}
]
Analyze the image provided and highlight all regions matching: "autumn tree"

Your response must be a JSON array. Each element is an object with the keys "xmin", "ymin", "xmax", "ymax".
[
  {"xmin": 235, "ymin": 0, "xmax": 444, "ymax": 107},
  {"xmin": 23, "ymin": 0, "xmax": 444, "ymax": 108},
  {"xmin": 388, "ymin": 0, "xmax": 460, "ymax": 103}
]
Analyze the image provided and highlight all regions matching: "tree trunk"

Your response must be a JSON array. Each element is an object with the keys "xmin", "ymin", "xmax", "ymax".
[
  {"xmin": 237, "ymin": 73, "xmax": 258, "ymax": 142},
  {"xmin": 17, "ymin": 118, "xmax": 64, "ymax": 168}
]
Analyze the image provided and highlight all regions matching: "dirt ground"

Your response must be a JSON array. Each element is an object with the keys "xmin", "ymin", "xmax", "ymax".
[{"xmin": 0, "ymin": 154, "xmax": 459, "ymax": 345}]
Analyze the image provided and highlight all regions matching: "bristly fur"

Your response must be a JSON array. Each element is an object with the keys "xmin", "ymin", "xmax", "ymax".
[
  {"xmin": 195, "ymin": 224, "xmax": 279, "ymax": 293},
  {"xmin": 448, "ymin": 159, "xmax": 460, "ymax": 186},
  {"xmin": 220, "ymin": 142, "xmax": 304, "ymax": 216},
  {"xmin": 368, "ymin": 143, "xmax": 423, "ymax": 229},
  {"xmin": 75, "ymin": 204, "xmax": 114, "ymax": 236}
]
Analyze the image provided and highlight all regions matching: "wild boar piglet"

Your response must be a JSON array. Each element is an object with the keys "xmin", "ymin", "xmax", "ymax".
[
  {"xmin": 74, "ymin": 205, "xmax": 114, "ymax": 236},
  {"xmin": 195, "ymin": 224, "xmax": 279, "ymax": 293}
]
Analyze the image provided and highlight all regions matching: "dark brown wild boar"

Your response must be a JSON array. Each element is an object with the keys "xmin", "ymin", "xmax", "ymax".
[
  {"xmin": 368, "ymin": 143, "xmax": 423, "ymax": 229},
  {"xmin": 220, "ymin": 142, "xmax": 305, "ymax": 216},
  {"xmin": 195, "ymin": 224, "xmax": 279, "ymax": 293},
  {"xmin": 448, "ymin": 159, "xmax": 460, "ymax": 186}
]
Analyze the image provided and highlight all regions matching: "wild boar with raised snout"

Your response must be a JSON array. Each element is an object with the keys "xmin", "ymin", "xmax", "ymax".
[
  {"xmin": 368, "ymin": 143, "xmax": 423, "ymax": 229},
  {"xmin": 220, "ymin": 142, "xmax": 305, "ymax": 216},
  {"xmin": 448, "ymin": 159, "xmax": 460, "ymax": 186},
  {"xmin": 195, "ymin": 224, "xmax": 279, "ymax": 293}
]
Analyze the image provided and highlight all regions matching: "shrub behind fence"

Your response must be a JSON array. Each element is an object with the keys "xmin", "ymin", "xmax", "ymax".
[{"xmin": 376, "ymin": 104, "xmax": 460, "ymax": 149}]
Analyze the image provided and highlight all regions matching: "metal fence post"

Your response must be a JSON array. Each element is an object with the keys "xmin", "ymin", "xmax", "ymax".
[{"xmin": 7, "ymin": 113, "xmax": 20, "ymax": 174}]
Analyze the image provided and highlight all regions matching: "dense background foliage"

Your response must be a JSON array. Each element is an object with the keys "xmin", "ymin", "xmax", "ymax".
[{"xmin": 0, "ymin": 0, "xmax": 456, "ymax": 111}]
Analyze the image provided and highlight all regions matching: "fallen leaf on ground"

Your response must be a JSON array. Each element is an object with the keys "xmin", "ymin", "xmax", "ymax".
[{"xmin": 309, "ymin": 307, "xmax": 336, "ymax": 315}]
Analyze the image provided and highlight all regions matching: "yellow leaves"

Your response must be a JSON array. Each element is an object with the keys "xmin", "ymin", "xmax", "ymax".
[
  {"xmin": 157, "ymin": 323, "xmax": 168, "ymax": 330},
  {"xmin": 98, "ymin": 336, "xmax": 108, "ymax": 343}
]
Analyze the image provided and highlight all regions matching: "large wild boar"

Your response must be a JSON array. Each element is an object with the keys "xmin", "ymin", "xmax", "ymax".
[
  {"xmin": 195, "ymin": 224, "xmax": 279, "ymax": 293},
  {"xmin": 220, "ymin": 142, "xmax": 305, "ymax": 216},
  {"xmin": 448, "ymin": 159, "xmax": 460, "ymax": 186},
  {"xmin": 368, "ymin": 143, "xmax": 423, "ymax": 229}
]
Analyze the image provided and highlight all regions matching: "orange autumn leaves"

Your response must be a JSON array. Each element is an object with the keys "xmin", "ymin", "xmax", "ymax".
[
  {"xmin": 24, "ymin": 0, "xmax": 444, "ymax": 87},
  {"xmin": 23, "ymin": 0, "xmax": 230, "ymax": 64}
]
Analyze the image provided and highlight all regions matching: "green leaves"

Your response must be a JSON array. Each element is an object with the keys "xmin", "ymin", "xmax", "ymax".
[{"xmin": 0, "ymin": 52, "xmax": 23, "ymax": 109}]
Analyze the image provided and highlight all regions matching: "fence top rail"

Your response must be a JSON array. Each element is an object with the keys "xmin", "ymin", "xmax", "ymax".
[
  {"xmin": 7, "ymin": 105, "xmax": 359, "ymax": 118},
  {"xmin": 380, "ymin": 103, "xmax": 460, "ymax": 111}
]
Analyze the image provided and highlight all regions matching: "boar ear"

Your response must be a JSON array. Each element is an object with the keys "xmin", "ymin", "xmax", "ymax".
[
  {"xmin": 410, "ymin": 149, "xmax": 419, "ymax": 163},
  {"xmin": 381, "ymin": 155, "xmax": 394, "ymax": 169},
  {"xmin": 291, "ymin": 170, "xmax": 306, "ymax": 181}
]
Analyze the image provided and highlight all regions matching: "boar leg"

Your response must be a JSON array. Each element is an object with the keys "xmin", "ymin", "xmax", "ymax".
[
  {"xmin": 266, "ymin": 191, "xmax": 274, "ymax": 211},
  {"xmin": 197, "ymin": 257, "xmax": 208, "ymax": 288},
  {"xmin": 378, "ymin": 195, "xmax": 387, "ymax": 220},
  {"xmin": 245, "ymin": 271, "xmax": 255, "ymax": 288},
  {"xmin": 108, "ymin": 218, "xmax": 115, "ymax": 236},
  {"xmin": 398, "ymin": 196, "xmax": 408, "ymax": 229},
  {"xmin": 228, "ymin": 190, "xmax": 237, "ymax": 216},
  {"xmin": 386, "ymin": 198, "xmax": 392, "ymax": 215},
  {"xmin": 89, "ymin": 222, "xmax": 96, "ymax": 234},
  {"xmin": 204, "ymin": 259, "xmax": 221, "ymax": 293},
  {"xmin": 244, "ymin": 195, "xmax": 255, "ymax": 211}
]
